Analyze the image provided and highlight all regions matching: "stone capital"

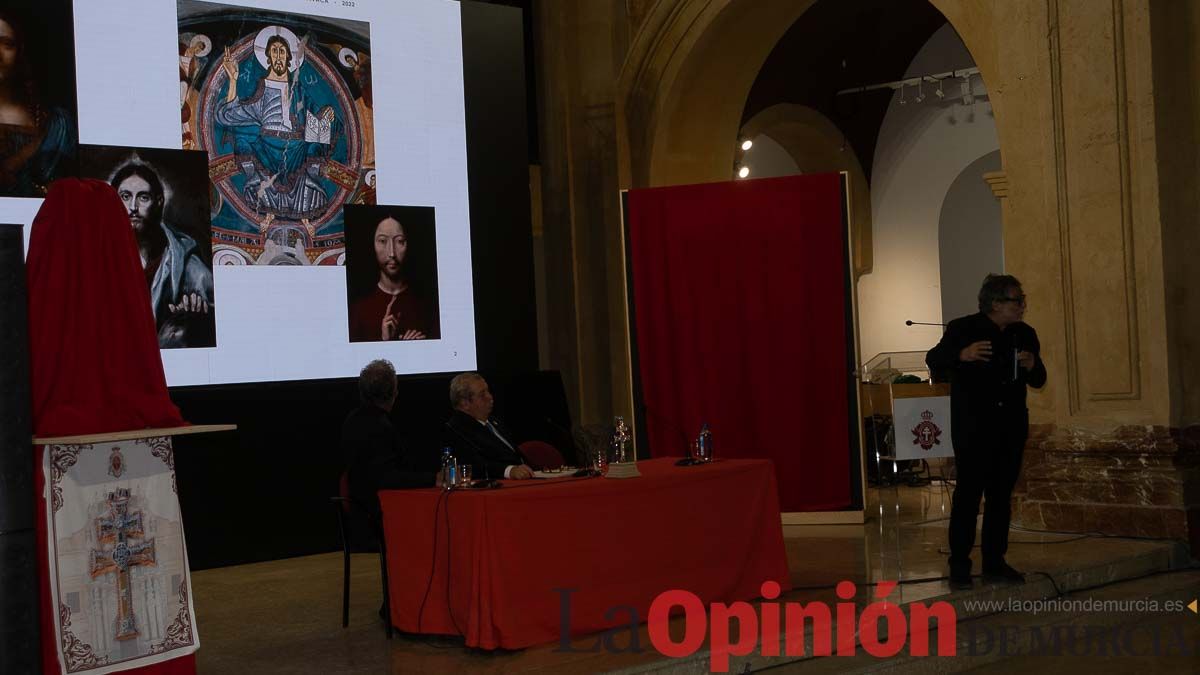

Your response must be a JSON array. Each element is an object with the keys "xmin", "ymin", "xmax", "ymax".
[{"xmin": 982, "ymin": 170, "xmax": 1009, "ymax": 200}]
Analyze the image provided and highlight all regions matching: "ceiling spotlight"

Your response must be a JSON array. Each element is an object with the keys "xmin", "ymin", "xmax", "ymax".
[
  {"xmin": 898, "ymin": 83, "xmax": 907, "ymax": 105},
  {"xmin": 737, "ymin": 166, "xmax": 750, "ymax": 179},
  {"xmin": 935, "ymin": 79, "xmax": 945, "ymax": 99},
  {"xmin": 740, "ymin": 139, "xmax": 754, "ymax": 151},
  {"xmin": 960, "ymin": 74, "xmax": 974, "ymax": 106},
  {"xmin": 915, "ymin": 80, "xmax": 925, "ymax": 103}
]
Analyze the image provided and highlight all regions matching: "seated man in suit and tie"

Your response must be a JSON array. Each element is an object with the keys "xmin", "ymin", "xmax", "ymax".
[
  {"xmin": 445, "ymin": 372, "xmax": 534, "ymax": 480},
  {"xmin": 342, "ymin": 359, "xmax": 440, "ymax": 517}
]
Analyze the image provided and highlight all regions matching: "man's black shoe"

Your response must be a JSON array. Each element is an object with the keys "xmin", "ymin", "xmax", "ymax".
[
  {"xmin": 949, "ymin": 561, "xmax": 973, "ymax": 590},
  {"xmin": 948, "ymin": 570, "xmax": 973, "ymax": 590},
  {"xmin": 982, "ymin": 562, "xmax": 1025, "ymax": 584}
]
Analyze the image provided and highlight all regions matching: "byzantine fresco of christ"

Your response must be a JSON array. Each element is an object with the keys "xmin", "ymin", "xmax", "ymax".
[{"xmin": 179, "ymin": 2, "xmax": 374, "ymax": 266}]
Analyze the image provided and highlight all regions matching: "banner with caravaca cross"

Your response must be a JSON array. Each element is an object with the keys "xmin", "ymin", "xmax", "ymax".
[{"xmin": 41, "ymin": 436, "xmax": 198, "ymax": 675}]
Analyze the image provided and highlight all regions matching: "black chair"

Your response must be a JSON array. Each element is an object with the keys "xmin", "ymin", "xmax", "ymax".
[{"xmin": 331, "ymin": 471, "xmax": 392, "ymax": 638}]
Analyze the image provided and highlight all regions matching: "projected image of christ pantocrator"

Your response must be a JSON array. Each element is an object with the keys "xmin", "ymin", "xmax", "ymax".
[{"xmin": 179, "ymin": 2, "xmax": 374, "ymax": 266}]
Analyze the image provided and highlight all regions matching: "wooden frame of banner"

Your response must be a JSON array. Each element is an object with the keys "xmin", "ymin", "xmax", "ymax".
[
  {"xmin": 619, "ymin": 173, "xmax": 866, "ymax": 526},
  {"xmin": 33, "ymin": 424, "xmax": 236, "ymax": 445}
]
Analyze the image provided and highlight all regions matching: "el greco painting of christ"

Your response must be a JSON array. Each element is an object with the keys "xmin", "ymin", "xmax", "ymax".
[
  {"xmin": 179, "ymin": 1, "xmax": 374, "ymax": 266},
  {"xmin": 78, "ymin": 145, "xmax": 218, "ymax": 349}
]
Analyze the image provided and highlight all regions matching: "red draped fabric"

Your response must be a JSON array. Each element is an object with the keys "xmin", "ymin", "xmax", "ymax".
[
  {"xmin": 627, "ymin": 174, "xmax": 852, "ymax": 513},
  {"xmin": 27, "ymin": 179, "xmax": 184, "ymax": 437},
  {"xmin": 27, "ymin": 179, "xmax": 192, "ymax": 674},
  {"xmin": 380, "ymin": 458, "xmax": 790, "ymax": 649}
]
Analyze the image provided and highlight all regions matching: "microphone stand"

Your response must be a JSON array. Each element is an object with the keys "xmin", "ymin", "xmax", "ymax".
[
  {"xmin": 444, "ymin": 421, "xmax": 502, "ymax": 488},
  {"xmin": 541, "ymin": 417, "xmax": 598, "ymax": 476},
  {"xmin": 642, "ymin": 405, "xmax": 701, "ymax": 466}
]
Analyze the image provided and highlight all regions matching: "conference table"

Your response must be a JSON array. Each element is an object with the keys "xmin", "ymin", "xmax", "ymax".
[{"xmin": 378, "ymin": 457, "xmax": 791, "ymax": 650}]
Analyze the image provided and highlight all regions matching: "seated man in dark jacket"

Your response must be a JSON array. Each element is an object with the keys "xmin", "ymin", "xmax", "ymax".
[
  {"xmin": 341, "ymin": 359, "xmax": 438, "ymax": 518},
  {"xmin": 444, "ymin": 372, "xmax": 533, "ymax": 481}
]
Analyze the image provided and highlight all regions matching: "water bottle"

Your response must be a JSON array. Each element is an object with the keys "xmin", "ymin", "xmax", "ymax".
[
  {"xmin": 441, "ymin": 447, "xmax": 458, "ymax": 489},
  {"xmin": 696, "ymin": 423, "xmax": 712, "ymax": 463},
  {"xmin": 613, "ymin": 416, "xmax": 631, "ymax": 463}
]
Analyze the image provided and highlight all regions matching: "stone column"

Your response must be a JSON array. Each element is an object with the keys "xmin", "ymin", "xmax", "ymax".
[
  {"xmin": 533, "ymin": 0, "xmax": 633, "ymax": 426},
  {"xmin": 1010, "ymin": 0, "xmax": 1200, "ymax": 551}
]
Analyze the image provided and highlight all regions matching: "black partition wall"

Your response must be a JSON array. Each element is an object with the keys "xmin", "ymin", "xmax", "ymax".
[{"xmin": 172, "ymin": 1, "xmax": 539, "ymax": 570}]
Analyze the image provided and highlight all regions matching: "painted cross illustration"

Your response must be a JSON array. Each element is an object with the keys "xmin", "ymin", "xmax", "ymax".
[{"xmin": 89, "ymin": 488, "xmax": 157, "ymax": 641}]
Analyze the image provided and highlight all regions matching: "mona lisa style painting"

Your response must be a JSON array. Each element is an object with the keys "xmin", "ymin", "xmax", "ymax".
[{"xmin": 0, "ymin": 1, "xmax": 78, "ymax": 198}]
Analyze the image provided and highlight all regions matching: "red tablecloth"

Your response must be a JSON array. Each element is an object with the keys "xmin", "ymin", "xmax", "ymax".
[{"xmin": 379, "ymin": 458, "xmax": 790, "ymax": 650}]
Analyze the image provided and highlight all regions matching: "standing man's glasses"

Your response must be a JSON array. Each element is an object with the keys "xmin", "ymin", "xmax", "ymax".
[{"xmin": 999, "ymin": 295, "xmax": 1027, "ymax": 305}]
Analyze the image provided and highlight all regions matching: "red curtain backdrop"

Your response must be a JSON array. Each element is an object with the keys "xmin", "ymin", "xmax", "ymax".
[
  {"xmin": 27, "ymin": 179, "xmax": 192, "ymax": 675},
  {"xmin": 628, "ymin": 173, "xmax": 852, "ymax": 512}
]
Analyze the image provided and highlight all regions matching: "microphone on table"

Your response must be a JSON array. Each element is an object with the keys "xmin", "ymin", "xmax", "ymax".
[
  {"xmin": 487, "ymin": 416, "xmax": 535, "ymax": 468},
  {"xmin": 543, "ymin": 416, "xmax": 604, "ymax": 476},
  {"xmin": 443, "ymin": 420, "xmax": 501, "ymax": 488},
  {"xmin": 905, "ymin": 320, "xmax": 947, "ymax": 328},
  {"xmin": 542, "ymin": 416, "xmax": 593, "ymax": 476},
  {"xmin": 643, "ymin": 405, "xmax": 702, "ymax": 466},
  {"xmin": 542, "ymin": 415, "xmax": 572, "ymax": 436}
]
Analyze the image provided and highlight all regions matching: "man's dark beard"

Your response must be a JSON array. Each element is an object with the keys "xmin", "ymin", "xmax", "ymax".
[
  {"xmin": 379, "ymin": 264, "xmax": 406, "ymax": 285},
  {"xmin": 135, "ymin": 210, "xmax": 167, "ymax": 262},
  {"xmin": 271, "ymin": 60, "xmax": 287, "ymax": 76}
]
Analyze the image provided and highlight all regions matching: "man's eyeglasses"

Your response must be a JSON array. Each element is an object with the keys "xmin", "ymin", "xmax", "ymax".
[{"xmin": 998, "ymin": 295, "xmax": 1027, "ymax": 305}]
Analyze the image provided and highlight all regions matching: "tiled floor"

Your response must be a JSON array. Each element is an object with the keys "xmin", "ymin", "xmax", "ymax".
[{"xmin": 192, "ymin": 484, "xmax": 1197, "ymax": 673}]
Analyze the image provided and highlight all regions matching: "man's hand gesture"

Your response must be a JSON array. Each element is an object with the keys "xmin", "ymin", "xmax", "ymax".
[
  {"xmin": 959, "ymin": 341, "xmax": 992, "ymax": 362},
  {"xmin": 169, "ymin": 292, "xmax": 209, "ymax": 315},
  {"xmin": 1017, "ymin": 350, "xmax": 1036, "ymax": 371},
  {"xmin": 222, "ymin": 47, "xmax": 239, "ymax": 102},
  {"xmin": 381, "ymin": 294, "xmax": 399, "ymax": 341}
]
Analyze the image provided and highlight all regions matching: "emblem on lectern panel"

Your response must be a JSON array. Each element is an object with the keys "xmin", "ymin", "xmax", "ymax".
[
  {"xmin": 911, "ymin": 410, "xmax": 942, "ymax": 450},
  {"xmin": 108, "ymin": 447, "xmax": 126, "ymax": 479}
]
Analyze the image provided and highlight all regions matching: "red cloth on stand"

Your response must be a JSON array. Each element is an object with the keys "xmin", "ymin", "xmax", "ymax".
[
  {"xmin": 27, "ymin": 178, "xmax": 184, "ymax": 437},
  {"xmin": 379, "ymin": 458, "xmax": 790, "ymax": 650},
  {"xmin": 27, "ymin": 179, "xmax": 193, "ymax": 674},
  {"xmin": 627, "ymin": 174, "xmax": 853, "ymax": 512}
]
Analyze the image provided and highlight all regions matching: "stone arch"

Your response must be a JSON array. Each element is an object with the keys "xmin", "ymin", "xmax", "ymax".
[
  {"xmin": 616, "ymin": 0, "xmax": 1007, "ymax": 191},
  {"xmin": 938, "ymin": 149, "xmax": 1004, "ymax": 322},
  {"xmin": 739, "ymin": 104, "xmax": 874, "ymax": 276}
]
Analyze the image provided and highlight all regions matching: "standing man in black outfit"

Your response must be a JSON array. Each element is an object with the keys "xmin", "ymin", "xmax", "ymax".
[
  {"xmin": 444, "ymin": 372, "xmax": 534, "ymax": 481},
  {"xmin": 341, "ymin": 359, "xmax": 438, "ymax": 517},
  {"xmin": 926, "ymin": 274, "xmax": 1047, "ymax": 587}
]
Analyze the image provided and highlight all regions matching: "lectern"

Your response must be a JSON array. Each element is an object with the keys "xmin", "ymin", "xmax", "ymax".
[{"xmin": 861, "ymin": 351, "xmax": 954, "ymax": 482}]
